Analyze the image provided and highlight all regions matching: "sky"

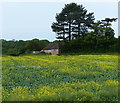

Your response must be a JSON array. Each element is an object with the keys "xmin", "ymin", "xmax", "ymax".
[{"xmin": 1, "ymin": 1, "xmax": 118, "ymax": 41}]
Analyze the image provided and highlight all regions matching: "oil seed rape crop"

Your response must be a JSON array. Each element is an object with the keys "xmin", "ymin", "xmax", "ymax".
[{"xmin": 2, "ymin": 54, "xmax": 118, "ymax": 101}]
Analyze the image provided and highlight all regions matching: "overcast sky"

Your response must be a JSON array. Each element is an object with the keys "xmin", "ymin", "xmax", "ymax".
[{"xmin": 1, "ymin": 2, "xmax": 118, "ymax": 41}]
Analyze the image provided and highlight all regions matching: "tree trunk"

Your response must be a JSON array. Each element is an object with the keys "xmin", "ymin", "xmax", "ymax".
[
  {"xmin": 78, "ymin": 23, "xmax": 80, "ymax": 36},
  {"xmin": 68, "ymin": 22, "xmax": 71, "ymax": 41},
  {"xmin": 63, "ymin": 24, "xmax": 65, "ymax": 41}
]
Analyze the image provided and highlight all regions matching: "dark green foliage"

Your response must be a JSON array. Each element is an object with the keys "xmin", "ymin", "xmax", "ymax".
[
  {"xmin": 26, "ymin": 39, "xmax": 49, "ymax": 51},
  {"xmin": 2, "ymin": 39, "xmax": 49, "ymax": 55},
  {"xmin": 51, "ymin": 3, "xmax": 118, "ymax": 53},
  {"xmin": 61, "ymin": 35, "xmax": 118, "ymax": 53},
  {"xmin": 51, "ymin": 3, "xmax": 95, "ymax": 41}
]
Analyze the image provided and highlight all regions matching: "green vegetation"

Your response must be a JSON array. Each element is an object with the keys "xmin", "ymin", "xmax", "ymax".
[
  {"xmin": 51, "ymin": 3, "xmax": 118, "ymax": 53},
  {"xmin": 51, "ymin": 3, "xmax": 117, "ymax": 41},
  {"xmin": 61, "ymin": 37, "xmax": 119, "ymax": 53},
  {"xmin": 2, "ymin": 54, "xmax": 118, "ymax": 101},
  {"xmin": 2, "ymin": 39, "xmax": 49, "ymax": 56}
]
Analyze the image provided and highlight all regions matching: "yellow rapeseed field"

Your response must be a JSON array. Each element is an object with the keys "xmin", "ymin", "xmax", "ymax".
[{"xmin": 2, "ymin": 54, "xmax": 118, "ymax": 101}]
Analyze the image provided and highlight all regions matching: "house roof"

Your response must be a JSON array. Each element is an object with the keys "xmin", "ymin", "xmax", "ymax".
[{"xmin": 42, "ymin": 43, "xmax": 59, "ymax": 50}]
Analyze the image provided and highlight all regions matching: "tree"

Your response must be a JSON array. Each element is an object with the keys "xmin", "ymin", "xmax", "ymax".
[
  {"xmin": 51, "ymin": 3, "xmax": 95, "ymax": 41},
  {"xmin": 2, "ymin": 39, "xmax": 49, "ymax": 55},
  {"xmin": 26, "ymin": 39, "xmax": 49, "ymax": 51},
  {"xmin": 101, "ymin": 18, "xmax": 117, "ymax": 28},
  {"xmin": 101, "ymin": 18, "xmax": 117, "ymax": 39},
  {"xmin": 89, "ymin": 18, "xmax": 117, "ymax": 52},
  {"xmin": 91, "ymin": 18, "xmax": 117, "ymax": 39}
]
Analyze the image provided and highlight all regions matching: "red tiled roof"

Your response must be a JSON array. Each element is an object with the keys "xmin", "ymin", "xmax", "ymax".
[{"xmin": 42, "ymin": 43, "xmax": 59, "ymax": 50}]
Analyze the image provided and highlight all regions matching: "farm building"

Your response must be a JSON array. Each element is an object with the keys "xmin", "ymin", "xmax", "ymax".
[
  {"xmin": 40, "ymin": 43, "xmax": 60, "ymax": 55},
  {"xmin": 33, "ymin": 51, "xmax": 41, "ymax": 54}
]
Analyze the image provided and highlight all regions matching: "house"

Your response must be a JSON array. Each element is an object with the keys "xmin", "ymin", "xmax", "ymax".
[
  {"xmin": 40, "ymin": 43, "xmax": 60, "ymax": 55},
  {"xmin": 33, "ymin": 51, "xmax": 41, "ymax": 54}
]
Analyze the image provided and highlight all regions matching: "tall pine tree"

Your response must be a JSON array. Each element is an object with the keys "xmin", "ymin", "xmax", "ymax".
[{"xmin": 51, "ymin": 3, "xmax": 95, "ymax": 41}]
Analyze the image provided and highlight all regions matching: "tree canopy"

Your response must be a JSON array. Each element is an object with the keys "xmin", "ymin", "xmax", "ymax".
[
  {"xmin": 51, "ymin": 3, "xmax": 118, "ymax": 53},
  {"xmin": 51, "ymin": 3, "xmax": 95, "ymax": 41},
  {"xmin": 2, "ymin": 39, "xmax": 49, "ymax": 55}
]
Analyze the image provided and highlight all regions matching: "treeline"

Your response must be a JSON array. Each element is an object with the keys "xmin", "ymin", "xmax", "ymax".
[
  {"xmin": 2, "ymin": 39, "xmax": 49, "ymax": 55},
  {"xmin": 51, "ymin": 3, "xmax": 119, "ymax": 53},
  {"xmin": 61, "ymin": 36, "xmax": 119, "ymax": 53}
]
